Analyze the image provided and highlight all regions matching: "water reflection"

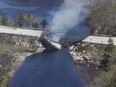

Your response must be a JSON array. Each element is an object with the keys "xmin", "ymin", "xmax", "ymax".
[
  {"xmin": 0, "ymin": 0, "xmax": 64, "ymax": 18},
  {"xmin": 10, "ymin": 49, "xmax": 84, "ymax": 87}
]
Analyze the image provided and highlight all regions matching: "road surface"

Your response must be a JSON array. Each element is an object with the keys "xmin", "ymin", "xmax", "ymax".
[
  {"xmin": 0, "ymin": 26, "xmax": 43, "ymax": 37},
  {"xmin": 0, "ymin": 25, "xmax": 116, "ymax": 46},
  {"xmin": 82, "ymin": 36, "xmax": 116, "ymax": 45}
]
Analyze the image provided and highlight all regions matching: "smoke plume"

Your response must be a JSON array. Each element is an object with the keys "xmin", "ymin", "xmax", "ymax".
[{"xmin": 49, "ymin": 0, "xmax": 90, "ymax": 42}]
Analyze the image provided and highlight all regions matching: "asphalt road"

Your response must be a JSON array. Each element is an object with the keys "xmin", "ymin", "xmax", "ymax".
[
  {"xmin": 0, "ymin": 26, "xmax": 43, "ymax": 37},
  {"xmin": 0, "ymin": 25, "xmax": 116, "ymax": 45}
]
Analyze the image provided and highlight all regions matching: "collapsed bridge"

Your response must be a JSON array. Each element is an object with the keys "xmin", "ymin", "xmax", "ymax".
[{"xmin": 0, "ymin": 26, "xmax": 116, "ymax": 50}]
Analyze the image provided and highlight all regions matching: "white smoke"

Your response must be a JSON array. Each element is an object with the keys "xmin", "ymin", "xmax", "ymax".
[{"xmin": 49, "ymin": 0, "xmax": 90, "ymax": 42}]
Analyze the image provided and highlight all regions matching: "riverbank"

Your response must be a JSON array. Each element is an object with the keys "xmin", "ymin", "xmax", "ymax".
[
  {"xmin": 0, "ymin": 46, "xmax": 45, "ymax": 87},
  {"xmin": 69, "ymin": 43, "xmax": 104, "ymax": 87},
  {"xmin": 0, "ymin": 34, "xmax": 106, "ymax": 87},
  {"xmin": 76, "ymin": 62, "xmax": 101, "ymax": 87},
  {"xmin": 0, "ymin": 34, "xmax": 45, "ymax": 87},
  {"xmin": 10, "ymin": 46, "xmax": 45, "ymax": 75}
]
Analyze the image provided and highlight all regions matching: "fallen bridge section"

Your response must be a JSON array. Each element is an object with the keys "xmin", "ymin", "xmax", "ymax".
[{"xmin": 40, "ymin": 37, "xmax": 62, "ymax": 50}]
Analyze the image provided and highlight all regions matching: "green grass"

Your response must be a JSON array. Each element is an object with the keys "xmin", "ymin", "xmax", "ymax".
[
  {"xmin": 0, "ymin": 44, "xmax": 10, "ymax": 52},
  {"xmin": 0, "ymin": 44, "xmax": 34, "ymax": 52}
]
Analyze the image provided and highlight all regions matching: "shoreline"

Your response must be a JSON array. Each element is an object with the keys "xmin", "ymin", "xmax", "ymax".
[
  {"xmin": 5, "ymin": 47, "xmax": 101, "ymax": 87},
  {"xmin": 9, "ymin": 47, "xmax": 45, "ymax": 77}
]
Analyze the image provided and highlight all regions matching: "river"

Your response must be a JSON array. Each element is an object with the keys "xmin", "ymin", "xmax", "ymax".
[
  {"xmin": 1, "ymin": 1, "xmax": 90, "ymax": 86},
  {"xmin": 10, "ymin": 49, "xmax": 84, "ymax": 87}
]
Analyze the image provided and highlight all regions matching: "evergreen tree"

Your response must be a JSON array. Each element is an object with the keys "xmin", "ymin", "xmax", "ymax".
[
  {"xmin": 32, "ymin": 22, "xmax": 39, "ymax": 28},
  {"xmin": 27, "ymin": 13, "xmax": 32, "ymax": 28},
  {"xmin": 100, "ymin": 38, "xmax": 115, "ymax": 69},
  {"xmin": 26, "ymin": 14, "xmax": 40, "ymax": 28},
  {"xmin": 1, "ymin": 14, "xmax": 9, "ymax": 26},
  {"xmin": 15, "ymin": 12, "xmax": 26, "ymax": 28},
  {"xmin": 40, "ymin": 18, "xmax": 48, "ymax": 29}
]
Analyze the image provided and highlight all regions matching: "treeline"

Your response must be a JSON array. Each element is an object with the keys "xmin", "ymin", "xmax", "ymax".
[
  {"xmin": 0, "ymin": 12, "xmax": 48, "ymax": 29},
  {"xmin": 90, "ymin": 0, "xmax": 116, "ymax": 36}
]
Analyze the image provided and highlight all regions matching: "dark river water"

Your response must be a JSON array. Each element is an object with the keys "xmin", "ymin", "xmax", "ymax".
[
  {"xmin": 0, "ymin": 0, "xmax": 63, "ymax": 19},
  {"xmin": 10, "ymin": 49, "xmax": 84, "ymax": 87}
]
